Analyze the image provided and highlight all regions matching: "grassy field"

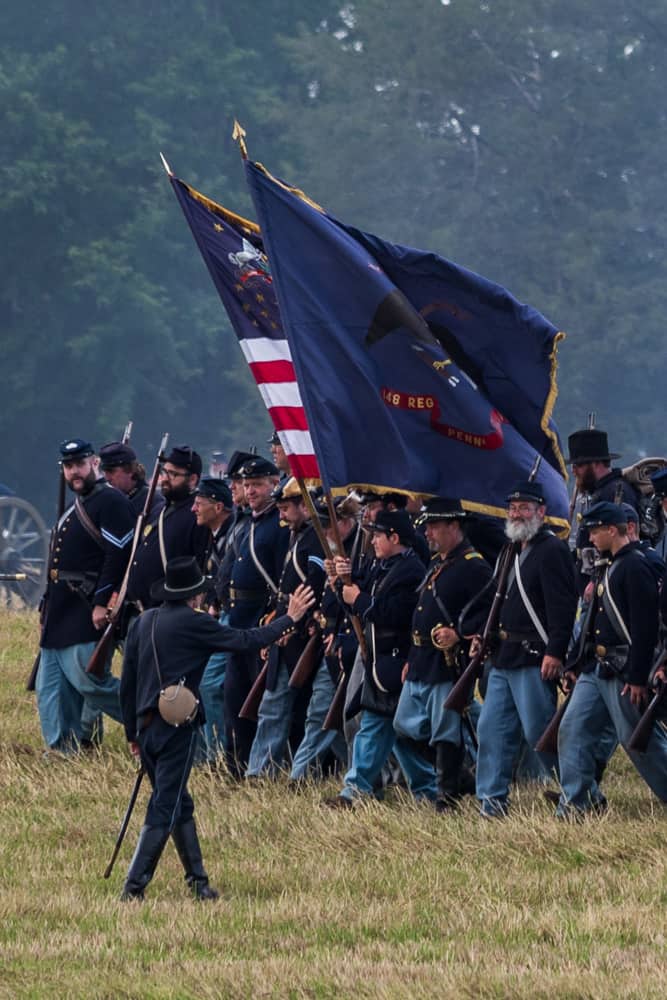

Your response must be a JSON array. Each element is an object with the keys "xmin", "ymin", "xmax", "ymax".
[{"xmin": 0, "ymin": 610, "xmax": 665, "ymax": 999}]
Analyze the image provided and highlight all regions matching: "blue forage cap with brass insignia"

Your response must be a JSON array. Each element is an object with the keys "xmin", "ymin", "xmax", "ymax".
[
  {"xmin": 59, "ymin": 438, "xmax": 94, "ymax": 462},
  {"xmin": 416, "ymin": 497, "xmax": 468, "ymax": 524},
  {"xmin": 239, "ymin": 455, "xmax": 279, "ymax": 478},
  {"xmin": 581, "ymin": 501, "xmax": 627, "ymax": 528},
  {"xmin": 506, "ymin": 481, "xmax": 546, "ymax": 505},
  {"xmin": 195, "ymin": 478, "xmax": 233, "ymax": 507},
  {"xmin": 650, "ymin": 467, "xmax": 667, "ymax": 498},
  {"xmin": 226, "ymin": 450, "xmax": 259, "ymax": 479}
]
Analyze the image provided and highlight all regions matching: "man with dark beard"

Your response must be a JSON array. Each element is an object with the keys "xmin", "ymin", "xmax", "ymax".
[
  {"xmin": 475, "ymin": 481, "xmax": 577, "ymax": 817},
  {"xmin": 36, "ymin": 438, "xmax": 135, "ymax": 753},
  {"xmin": 127, "ymin": 445, "xmax": 210, "ymax": 611}
]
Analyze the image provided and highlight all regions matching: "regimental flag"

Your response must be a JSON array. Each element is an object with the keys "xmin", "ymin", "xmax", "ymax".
[
  {"xmin": 245, "ymin": 160, "xmax": 570, "ymax": 529},
  {"xmin": 167, "ymin": 173, "xmax": 320, "ymax": 480}
]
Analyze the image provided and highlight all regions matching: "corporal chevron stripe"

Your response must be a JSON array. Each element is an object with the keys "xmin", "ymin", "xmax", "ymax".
[{"xmin": 168, "ymin": 175, "xmax": 320, "ymax": 481}]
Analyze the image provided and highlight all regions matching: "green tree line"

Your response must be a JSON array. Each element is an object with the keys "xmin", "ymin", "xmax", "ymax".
[{"xmin": 2, "ymin": 1, "xmax": 665, "ymax": 511}]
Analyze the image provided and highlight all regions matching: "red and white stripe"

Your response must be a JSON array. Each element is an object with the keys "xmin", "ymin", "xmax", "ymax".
[{"xmin": 239, "ymin": 337, "xmax": 320, "ymax": 479}]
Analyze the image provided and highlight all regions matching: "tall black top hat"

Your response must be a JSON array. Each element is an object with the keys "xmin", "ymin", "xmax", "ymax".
[{"xmin": 565, "ymin": 429, "xmax": 620, "ymax": 464}]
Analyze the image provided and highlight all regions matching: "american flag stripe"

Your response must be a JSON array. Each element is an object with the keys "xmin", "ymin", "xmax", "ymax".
[{"xmin": 168, "ymin": 175, "xmax": 321, "ymax": 481}]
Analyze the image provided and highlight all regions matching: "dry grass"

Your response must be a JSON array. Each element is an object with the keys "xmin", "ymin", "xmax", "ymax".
[{"xmin": 0, "ymin": 610, "xmax": 665, "ymax": 999}]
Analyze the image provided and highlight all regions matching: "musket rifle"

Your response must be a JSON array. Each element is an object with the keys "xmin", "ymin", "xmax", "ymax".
[
  {"xmin": 86, "ymin": 433, "xmax": 169, "ymax": 678},
  {"xmin": 628, "ymin": 649, "xmax": 667, "ymax": 753}
]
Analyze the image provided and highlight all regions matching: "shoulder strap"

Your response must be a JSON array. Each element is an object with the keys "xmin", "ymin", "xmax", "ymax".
[
  {"xmin": 514, "ymin": 553, "xmax": 548, "ymax": 644},
  {"xmin": 602, "ymin": 562, "xmax": 632, "ymax": 645},
  {"xmin": 249, "ymin": 520, "xmax": 278, "ymax": 594},
  {"xmin": 157, "ymin": 508, "xmax": 168, "ymax": 573},
  {"xmin": 74, "ymin": 497, "xmax": 105, "ymax": 549}
]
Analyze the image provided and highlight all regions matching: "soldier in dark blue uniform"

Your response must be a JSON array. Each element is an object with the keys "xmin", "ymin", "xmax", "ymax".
[
  {"xmin": 360, "ymin": 489, "xmax": 430, "ymax": 567},
  {"xmin": 191, "ymin": 478, "xmax": 234, "ymax": 764},
  {"xmin": 476, "ymin": 481, "xmax": 577, "ymax": 817},
  {"xmin": 119, "ymin": 556, "xmax": 314, "ymax": 900},
  {"xmin": 325, "ymin": 510, "xmax": 436, "ymax": 806},
  {"xmin": 649, "ymin": 468, "xmax": 667, "ymax": 562},
  {"xmin": 393, "ymin": 498, "xmax": 493, "ymax": 810},
  {"xmin": 36, "ymin": 438, "xmax": 135, "ymax": 752},
  {"xmin": 557, "ymin": 502, "xmax": 667, "ymax": 815},
  {"xmin": 127, "ymin": 445, "xmax": 209, "ymax": 610},
  {"xmin": 99, "ymin": 441, "xmax": 164, "ymax": 518},
  {"xmin": 223, "ymin": 456, "xmax": 289, "ymax": 777},
  {"xmin": 290, "ymin": 494, "xmax": 364, "ymax": 780},
  {"xmin": 567, "ymin": 428, "xmax": 639, "ymax": 592},
  {"xmin": 246, "ymin": 478, "xmax": 326, "ymax": 776}
]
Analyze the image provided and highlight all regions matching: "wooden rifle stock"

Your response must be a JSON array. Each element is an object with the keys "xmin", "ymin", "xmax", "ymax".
[
  {"xmin": 534, "ymin": 686, "xmax": 572, "ymax": 754},
  {"xmin": 238, "ymin": 662, "xmax": 269, "ymax": 721},
  {"xmin": 288, "ymin": 631, "xmax": 322, "ymax": 689},
  {"xmin": 444, "ymin": 541, "xmax": 517, "ymax": 714},
  {"xmin": 628, "ymin": 681, "xmax": 666, "ymax": 753},
  {"xmin": 322, "ymin": 668, "xmax": 348, "ymax": 732},
  {"xmin": 86, "ymin": 432, "xmax": 169, "ymax": 678}
]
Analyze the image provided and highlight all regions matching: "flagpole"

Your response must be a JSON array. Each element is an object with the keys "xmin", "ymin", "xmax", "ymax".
[
  {"xmin": 232, "ymin": 120, "xmax": 248, "ymax": 160},
  {"xmin": 295, "ymin": 478, "xmax": 332, "ymax": 559}
]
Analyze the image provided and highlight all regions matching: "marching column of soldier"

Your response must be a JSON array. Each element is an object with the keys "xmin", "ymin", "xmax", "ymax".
[{"xmin": 31, "ymin": 425, "xmax": 667, "ymax": 899}]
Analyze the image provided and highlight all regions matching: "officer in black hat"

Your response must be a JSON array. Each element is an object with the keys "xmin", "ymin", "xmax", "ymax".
[
  {"xmin": 223, "ymin": 455, "xmax": 289, "ymax": 777},
  {"xmin": 394, "ymin": 498, "xmax": 493, "ymax": 811},
  {"xmin": 475, "ymin": 480, "xmax": 577, "ymax": 817},
  {"xmin": 557, "ymin": 502, "xmax": 667, "ymax": 816},
  {"xmin": 566, "ymin": 427, "xmax": 640, "ymax": 589},
  {"xmin": 99, "ymin": 441, "xmax": 164, "ymax": 518},
  {"xmin": 191, "ymin": 478, "xmax": 235, "ymax": 764},
  {"xmin": 325, "ymin": 509, "xmax": 435, "ymax": 806},
  {"xmin": 119, "ymin": 556, "xmax": 315, "ymax": 900},
  {"xmin": 36, "ymin": 438, "xmax": 135, "ymax": 753},
  {"xmin": 127, "ymin": 445, "xmax": 210, "ymax": 611}
]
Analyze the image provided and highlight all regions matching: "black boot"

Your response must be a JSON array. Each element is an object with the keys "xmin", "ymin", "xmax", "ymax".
[
  {"xmin": 435, "ymin": 741, "xmax": 465, "ymax": 813},
  {"xmin": 121, "ymin": 824, "xmax": 170, "ymax": 900},
  {"xmin": 171, "ymin": 819, "xmax": 219, "ymax": 901}
]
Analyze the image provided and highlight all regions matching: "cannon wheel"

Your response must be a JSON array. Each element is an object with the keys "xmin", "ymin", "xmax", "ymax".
[{"xmin": 0, "ymin": 496, "xmax": 49, "ymax": 609}]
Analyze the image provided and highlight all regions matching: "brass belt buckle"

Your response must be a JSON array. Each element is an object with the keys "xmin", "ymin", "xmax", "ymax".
[
  {"xmin": 49, "ymin": 569, "xmax": 58, "ymax": 582},
  {"xmin": 499, "ymin": 629, "xmax": 508, "ymax": 640},
  {"xmin": 595, "ymin": 644, "xmax": 607, "ymax": 657}
]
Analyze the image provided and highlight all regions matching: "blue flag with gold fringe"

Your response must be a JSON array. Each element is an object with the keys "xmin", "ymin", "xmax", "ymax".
[{"xmin": 244, "ymin": 160, "xmax": 569, "ymax": 529}]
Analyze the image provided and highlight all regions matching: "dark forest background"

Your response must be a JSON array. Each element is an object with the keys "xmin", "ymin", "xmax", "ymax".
[{"xmin": 3, "ymin": 1, "xmax": 666, "ymax": 514}]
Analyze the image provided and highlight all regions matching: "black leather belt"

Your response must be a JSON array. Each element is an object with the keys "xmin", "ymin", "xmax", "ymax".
[
  {"xmin": 229, "ymin": 588, "xmax": 266, "ymax": 602},
  {"xmin": 411, "ymin": 632, "xmax": 430, "ymax": 647},
  {"xmin": 498, "ymin": 629, "xmax": 543, "ymax": 643}
]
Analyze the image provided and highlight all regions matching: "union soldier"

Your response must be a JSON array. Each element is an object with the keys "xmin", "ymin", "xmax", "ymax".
[
  {"xmin": 99, "ymin": 441, "xmax": 165, "ymax": 518},
  {"xmin": 649, "ymin": 468, "xmax": 667, "ymax": 562},
  {"xmin": 246, "ymin": 478, "xmax": 326, "ymax": 776},
  {"xmin": 191, "ymin": 478, "xmax": 234, "ymax": 764},
  {"xmin": 393, "ymin": 498, "xmax": 492, "ymax": 811},
  {"xmin": 360, "ymin": 489, "xmax": 430, "ymax": 566},
  {"xmin": 268, "ymin": 429, "xmax": 291, "ymax": 478},
  {"xmin": 127, "ymin": 445, "xmax": 209, "ymax": 611},
  {"xmin": 119, "ymin": 556, "xmax": 315, "ymax": 900},
  {"xmin": 223, "ymin": 456, "xmax": 289, "ymax": 776},
  {"xmin": 36, "ymin": 438, "xmax": 135, "ymax": 752},
  {"xmin": 325, "ymin": 510, "xmax": 436, "ymax": 806},
  {"xmin": 475, "ymin": 481, "xmax": 577, "ymax": 817},
  {"xmin": 290, "ymin": 494, "xmax": 364, "ymax": 780},
  {"xmin": 557, "ymin": 502, "xmax": 667, "ymax": 816},
  {"xmin": 567, "ymin": 428, "xmax": 639, "ymax": 591}
]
